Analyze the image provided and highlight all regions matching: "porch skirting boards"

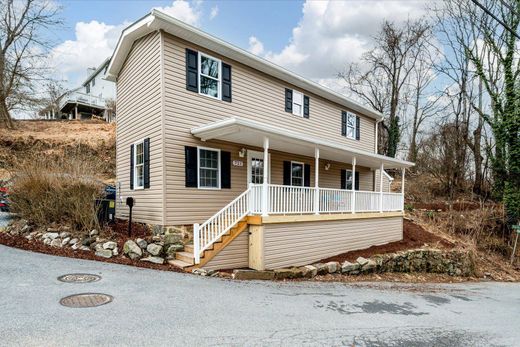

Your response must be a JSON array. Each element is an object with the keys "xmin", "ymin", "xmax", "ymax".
[{"xmin": 202, "ymin": 213, "xmax": 403, "ymax": 271}]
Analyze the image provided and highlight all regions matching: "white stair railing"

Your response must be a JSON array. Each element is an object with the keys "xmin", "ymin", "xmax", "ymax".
[{"xmin": 193, "ymin": 187, "xmax": 252, "ymax": 264}]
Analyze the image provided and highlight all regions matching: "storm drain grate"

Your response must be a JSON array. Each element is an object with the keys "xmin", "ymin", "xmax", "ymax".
[
  {"xmin": 58, "ymin": 273, "xmax": 101, "ymax": 283},
  {"xmin": 60, "ymin": 293, "xmax": 113, "ymax": 308}
]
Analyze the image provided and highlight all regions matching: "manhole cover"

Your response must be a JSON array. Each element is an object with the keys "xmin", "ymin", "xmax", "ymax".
[
  {"xmin": 58, "ymin": 273, "xmax": 101, "ymax": 283},
  {"xmin": 60, "ymin": 293, "xmax": 113, "ymax": 308}
]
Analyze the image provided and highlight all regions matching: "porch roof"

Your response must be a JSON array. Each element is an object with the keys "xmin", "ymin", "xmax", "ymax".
[{"xmin": 191, "ymin": 117, "xmax": 414, "ymax": 169}]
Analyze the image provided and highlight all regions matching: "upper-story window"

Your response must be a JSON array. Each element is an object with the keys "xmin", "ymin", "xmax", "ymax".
[
  {"xmin": 92, "ymin": 77, "xmax": 96, "ymax": 87},
  {"xmin": 341, "ymin": 111, "xmax": 360, "ymax": 140},
  {"xmin": 199, "ymin": 53, "xmax": 221, "ymax": 99},
  {"xmin": 85, "ymin": 83, "xmax": 90, "ymax": 94},
  {"xmin": 292, "ymin": 91, "xmax": 303, "ymax": 117},
  {"xmin": 285, "ymin": 89, "xmax": 310, "ymax": 118}
]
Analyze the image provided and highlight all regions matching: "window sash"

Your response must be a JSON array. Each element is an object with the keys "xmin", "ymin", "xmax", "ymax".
[
  {"xmin": 134, "ymin": 141, "xmax": 145, "ymax": 189},
  {"xmin": 346, "ymin": 113, "xmax": 356, "ymax": 139},
  {"xmin": 345, "ymin": 169, "xmax": 353, "ymax": 190},
  {"xmin": 292, "ymin": 90, "xmax": 303, "ymax": 117},
  {"xmin": 198, "ymin": 53, "xmax": 221, "ymax": 99},
  {"xmin": 198, "ymin": 148, "xmax": 220, "ymax": 189},
  {"xmin": 291, "ymin": 162, "xmax": 304, "ymax": 187}
]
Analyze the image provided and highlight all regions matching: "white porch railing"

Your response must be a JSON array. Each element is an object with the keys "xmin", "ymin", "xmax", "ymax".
[{"xmin": 192, "ymin": 184, "xmax": 404, "ymax": 264}]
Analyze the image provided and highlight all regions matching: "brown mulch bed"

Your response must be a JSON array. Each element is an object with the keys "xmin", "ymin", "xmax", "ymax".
[
  {"xmin": 321, "ymin": 219, "xmax": 455, "ymax": 264},
  {"xmin": 0, "ymin": 228, "xmax": 184, "ymax": 273}
]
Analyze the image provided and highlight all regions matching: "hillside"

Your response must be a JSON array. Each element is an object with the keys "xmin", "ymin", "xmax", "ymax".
[{"xmin": 0, "ymin": 120, "xmax": 115, "ymax": 183}]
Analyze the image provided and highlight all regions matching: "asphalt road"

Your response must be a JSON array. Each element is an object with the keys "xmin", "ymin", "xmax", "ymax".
[{"xmin": 0, "ymin": 245, "xmax": 518, "ymax": 347}]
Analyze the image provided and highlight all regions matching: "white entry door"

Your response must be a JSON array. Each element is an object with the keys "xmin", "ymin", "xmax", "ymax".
[{"xmin": 247, "ymin": 150, "xmax": 270, "ymax": 184}]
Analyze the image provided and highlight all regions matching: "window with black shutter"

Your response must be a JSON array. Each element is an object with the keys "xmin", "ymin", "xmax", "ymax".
[
  {"xmin": 284, "ymin": 89, "xmax": 293, "ymax": 113},
  {"xmin": 222, "ymin": 63, "xmax": 232, "ymax": 102},
  {"xmin": 185, "ymin": 146, "xmax": 198, "ymax": 187},
  {"xmin": 186, "ymin": 49, "xmax": 198, "ymax": 92},
  {"xmin": 220, "ymin": 151, "xmax": 231, "ymax": 188},
  {"xmin": 143, "ymin": 138, "xmax": 150, "ymax": 189},
  {"xmin": 342, "ymin": 111, "xmax": 360, "ymax": 140},
  {"xmin": 303, "ymin": 95, "xmax": 310, "ymax": 118},
  {"xmin": 341, "ymin": 169, "xmax": 353, "ymax": 190},
  {"xmin": 132, "ymin": 139, "xmax": 146, "ymax": 189},
  {"xmin": 130, "ymin": 144, "xmax": 134, "ymax": 190}
]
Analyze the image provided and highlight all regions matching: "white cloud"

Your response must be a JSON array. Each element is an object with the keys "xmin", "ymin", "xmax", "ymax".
[
  {"xmin": 248, "ymin": 36, "xmax": 265, "ymax": 55},
  {"xmin": 210, "ymin": 5, "xmax": 219, "ymax": 20},
  {"xmin": 155, "ymin": 0, "xmax": 202, "ymax": 27},
  {"xmin": 260, "ymin": 1, "xmax": 427, "ymax": 81}
]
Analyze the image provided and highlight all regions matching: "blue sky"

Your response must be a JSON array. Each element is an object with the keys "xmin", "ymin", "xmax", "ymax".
[{"xmin": 50, "ymin": 1, "xmax": 428, "ymax": 92}]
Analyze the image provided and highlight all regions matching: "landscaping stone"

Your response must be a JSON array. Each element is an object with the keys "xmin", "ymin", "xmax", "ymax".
[
  {"xmin": 69, "ymin": 238, "xmax": 79, "ymax": 245},
  {"xmin": 341, "ymin": 261, "xmax": 360, "ymax": 274},
  {"xmin": 71, "ymin": 244, "xmax": 79, "ymax": 250},
  {"xmin": 43, "ymin": 232, "xmax": 59, "ymax": 240},
  {"xmin": 136, "ymin": 238, "xmax": 147, "ymax": 249},
  {"xmin": 274, "ymin": 268, "xmax": 304, "ymax": 280},
  {"xmin": 59, "ymin": 232, "xmax": 71, "ymax": 239},
  {"xmin": 233, "ymin": 269, "xmax": 275, "ymax": 280},
  {"xmin": 103, "ymin": 241, "xmax": 117, "ymax": 250},
  {"xmin": 79, "ymin": 246, "xmax": 91, "ymax": 251},
  {"xmin": 123, "ymin": 240, "xmax": 142, "ymax": 260},
  {"xmin": 301, "ymin": 265, "xmax": 317, "ymax": 278},
  {"xmin": 82, "ymin": 237, "xmax": 95, "ymax": 247},
  {"xmin": 146, "ymin": 243, "xmax": 163, "ymax": 256},
  {"xmin": 21, "ymin": 224, "xmax": 31, "ymax": 233},
  {"xmin": 112, "ymin": 247, "xmax": 119, "ymax": 256},
  {"xmin": 356, "ymin": 257, "xmax": 369, "ymax": 267},
  {"xmin": 50, "ymin": 239, "xmax": 62, "ymax": 248},
  {"xmin": 61, "ymin": 237, "xmax": 70, "ymax": 246},
  {"xmin": 164, "ymin": 233, "xmax": 183, "ymax": 246},
  {"xmin": 361, "ymin": 259, "xmax": 377, "ymax": 273},
  {"xmin": 313, "ymin": 263, "xmax": 329, "ymax": 275},
  {"xmin": 95, "ymin": 249, "xmax": 112, "ymax": 259},
  {"xmin": 141, "ymin": 256, "xmax": 164, "ymax": 264},
  {"xmin": 89, "ymin": 229, "xmax": 99, "ymax": 237},
  {"xmin": 46, "ymin": 227, "xmax": 59, "ymax": 233},
  {"xmin": 326, "ymin": 261, "xmax": 340, "ymax": 273},
  {"xmin": 43, "ymin": 238, "xmax": 51, "ymax": 245}
]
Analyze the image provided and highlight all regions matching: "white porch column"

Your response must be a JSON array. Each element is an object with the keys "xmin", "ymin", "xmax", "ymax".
[
  {"xmin": 351, "ymin": 157, "xmax": 356, "ymax": 214},
  {"xmin": 314, "ymin": 147, "xmax": 320, "ymax": 215},
  {"xmin": 401, "ymin": 167, "xmax": 406, "ymax": 212},
  {"xmin": 262, "ymin": 137, "xmax": 269, "ymax": 217},
  {"xmin": 379, "ymin": 162, "xmax": 384, "ymax": 213}
]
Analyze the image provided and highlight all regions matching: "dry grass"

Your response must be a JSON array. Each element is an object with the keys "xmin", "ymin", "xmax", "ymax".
[{"xmin": 8, "ymin": 150, "xmax": 106, "ymax": 231}]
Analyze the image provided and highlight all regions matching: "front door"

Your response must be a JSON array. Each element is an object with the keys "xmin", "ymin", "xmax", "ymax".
[{"xmin": 247, "ymin": 150, "xmax": 269, "ymax": 184}]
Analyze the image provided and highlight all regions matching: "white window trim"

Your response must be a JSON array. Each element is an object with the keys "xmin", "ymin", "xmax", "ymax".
[
  {"xmin": 197, "ymin": 146, "xmax": 221, "ymax": 190},
  {"xmin": 198, "ymin": 52, "xmax": 222, "ymax": 101},
  {"xmin": 290, "ymin": 161, "xmax": 305, "ymax": 187},
  {"xmin": 133, "ymin": 138, "xmax": 146, "ymax": 190},
  {"xmin": 346, "ymin": 112, "xmax": 357, "ymax": 140},
  {"xmin": 247, "ymin": 150, "xmax": 271, "ymax": 184},
  {"xmin": 345, "ymin": 169, "xmax": 353, "ymax": 190},
  {"xmin": 292, "ymin": 90, "xmax": 304, "ymax": 117}
]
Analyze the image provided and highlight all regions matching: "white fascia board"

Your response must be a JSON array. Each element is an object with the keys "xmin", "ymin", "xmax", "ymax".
[
  {"xmin": 191, "ymin": 117, "xmax": 415, "ymax": 168},
  {"xmin": 108, "ymin": 10, "xmax": 383, "ymax": 121}
]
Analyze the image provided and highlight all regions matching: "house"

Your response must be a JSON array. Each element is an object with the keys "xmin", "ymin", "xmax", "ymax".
[
  {"xmin": 107, "ymin": 10, "xmax": 413, "ymax": 271},
  {"xmin": 57, "ymin": 58, "xmax": 117, "ymax": 122}
]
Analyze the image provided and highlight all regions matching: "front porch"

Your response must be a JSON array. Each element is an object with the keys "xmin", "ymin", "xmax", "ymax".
[{"xmin": 184, "ymin": 117, "xmax": 413, "ymax": 267}]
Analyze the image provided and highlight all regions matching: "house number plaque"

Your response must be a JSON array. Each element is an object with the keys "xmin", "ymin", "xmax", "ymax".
[{"xmin": 233, "ymin": 160, "xmax": 244, "ymax": 167}]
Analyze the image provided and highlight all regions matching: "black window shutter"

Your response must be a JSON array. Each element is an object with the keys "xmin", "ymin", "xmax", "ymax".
[
  {"xmin": 284, "ymin": 89, "xmax": 293, "ymax": 113},
  {"xmin": 185, "ymin": 146, "xmax": 198, "ymax": 187},
  {"xmin": 341, "ymin": 111, "xmax": 347, "ymax": 136},
  {"xmin": 221, "ymin": 151, "xmax": 231, "ymax": 188},
  {"xmin": 130, "ymin": 144, "xmax": 134, "ymax": 190},
  {"xmin": 304, "ymin": 164, "xmax": 311, "ymax": 187},
  {"xmin": 186, "ymin": 49, "xmax": 198, "ymax": 92},
  {"xmin": 303, "ymin": 95, "xmax": 310, "ymax": 118},
  {"xmin": 355, "ymin": 171, "xmax": 360, "ymax": 191},
  {"xmin": 341, "ymin": 169, "xmax": 346, "ymax": 190},
  {"xmin": 143, "ymin": 138, "xmax": 150, "ymax": 189},
  {"xmin": 283, "ymin": 161, "xmax": 291, "ymax": 185},
  {"xmin": 222, "ymin": 63, "xmax": 232, "ymax": 102},
  {"xmin": 356, "ymin": 116, "xmax": 361, "ymax": 140}
]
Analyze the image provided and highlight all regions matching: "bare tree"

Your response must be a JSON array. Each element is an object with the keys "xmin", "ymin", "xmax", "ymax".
[
  {"xmin": 339, "ymin": 19, "xmax": 432, "ymax": 157},
  {"xmin": 0, "ymin": 0, "xmax": 61, "ymax": 128},
  {"xmin": 38, "ymin": 79, "xmax": 65, "ymax": 119}
]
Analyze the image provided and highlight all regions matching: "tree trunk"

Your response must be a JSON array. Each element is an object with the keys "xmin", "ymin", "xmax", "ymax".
[{"xmin": 0, "ymin": 98, "xmax": 13, "ymax": 129}]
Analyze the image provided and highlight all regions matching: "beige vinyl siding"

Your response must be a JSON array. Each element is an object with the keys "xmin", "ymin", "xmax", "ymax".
[
  {"xmin": 374, "ymin": 169, "xmax": 392, "ymax": 192},
  {"xmin": 162, "ymin": 32, "xmax": 378, "ymax": 225},
  {"xmin": 203, "ymin": 231, "xmax": 249, "ymax": 270},
  {"xmin": 115, "ymin": 32, "xmax": 164, "ymax": 225},
  {"xmin": 263, "ymin": 217, "xmax": 403, "ymax": 269}
]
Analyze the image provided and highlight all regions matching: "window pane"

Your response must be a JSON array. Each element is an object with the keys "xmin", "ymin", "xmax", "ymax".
[
  {"xmin": 346, "ymin": 170, "xmax": 353, "ymax": 190},
  {"xmin": 199, "ymin": 149, "xmax": 219, "ymax": 188},
  {"xmin": 200, "ymin": 76, "xmax": 219, "ymax": 98},
  {"xmin": 293, "ymin": 104, "xmax": 302, "ymax": 116},
  {"xmin": 200, "ymin": 56, "xmax": 219, "ymax": 78},
  {"xmin": 136, "ymin": 165, "xmax": 144, "ymax": 187},
  {"xmin": 291, "ymin": 163, "xmax": 303, "ymax": 186},
  {"xmin": 251, "ymin": 158, "xmax": 264, "ymax": 184},
  {"xmin": 347, "ymin": 126, "xmax": 355, "ymax": 139},
  {"xmin": 136, "ymin": 143, "xmax": 144, "ymax": 165}
]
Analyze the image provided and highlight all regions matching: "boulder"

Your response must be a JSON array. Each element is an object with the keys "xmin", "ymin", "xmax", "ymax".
[
  {"xmin": 43, "ymin": 238, "xmax": 51, "ymax": 245},
  {"xmin": 103, "ymin": 241, "xmax": 117, "ymax": 250},
  {"xmin": 82, "ymin": 237, "xmax": 95, "ymax": 247},
  {"xmin": 313, "ymin": 263, "xmax": 329, "ymax": 275},
  {"xmin": 326, "ymin": 261, "xmax": 340, "ymax": 273},
  {"xmin": 94, "ymin": 243, "xmax": 105, "ymax": 252},
  {"xmin": 165, "ymin": 244, "xmax": 184, "ymax": 259},
  {"xmin": 43, "ymin": 232, "xmax": 59, "ymax": 240},
  {"xmin": 95, "ymin": 249, "xmax": 112, "ymax": 259},
  {"xmin": 46, "ymin": 227, "xmax": 59, "ymax": 233},
  {"xmin": 140, "ymin": 256, "xmax": 164, "ymax": 264},
  {"xmin": 89, "ymin": 229, "xmax": 99, "ymax": 237},
  {"xmin": 71, "ymin": 244, "xmax": 79, "ymax": 250},
  {"xmin": 146, "ymin": 243, "xmax": 163, "ymax": 256},
  {"xmin": 112, "ymin": 247, "xmax": 119, "ymax": 256},
  {"xmin": 341, "ymin": 261, "xmax": 360, "ymax": 274},
  {"xmin": 59, "ymin": 231, "xmax": 71, "ymax": 239},
  {"xmin": 21, "ymin": 224, "xmax": 32, "ymax": 233},
  {"xmin": 123, "ymin": 240, "xmax": 142, "ymax": 260},
  {"xmin": 69, "ymin": 238, "xmax": 79, "ymax": 245},
  {"xmin": 61, "ymin": 237, "xmax": 70, "ymax": 246},
  {"xmin": 79, "ymin": 246, "xmax": 91, "ymax": 251},
  {"xmin": 361, "ymin": 259, "xmax": 377, "ymax": 273},
  {"xmin": 136, "ymin": 238, "xmax": 148, "ymax": 249},
  {"xmin": 274, "ymin": 268, "xmax": 304, "ymax": 280},
  {"xmin": 233, "ymin": 269, "xmax": 275, "ymax": 280}
]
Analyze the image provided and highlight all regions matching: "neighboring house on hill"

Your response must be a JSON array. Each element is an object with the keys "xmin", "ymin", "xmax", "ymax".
[
  {"xmin": 107, "ymin": 10, "xmax": 414, "ymax": 271},
  {"xmin": 55, "ymin": 58, "xmax": 117, "ymax": 122}
]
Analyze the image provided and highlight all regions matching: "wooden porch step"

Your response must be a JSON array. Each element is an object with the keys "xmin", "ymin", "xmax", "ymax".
[
  {"xmin": 184, "ymin": 244, "xmax": 194, "ymax": 253},
  {"xmin": 168, "ymin": 259, "xmax": 192, "ymax": 269},
  {"xmin": 175, "ymin": 251, "xmax": 195, "ymax": 265}
]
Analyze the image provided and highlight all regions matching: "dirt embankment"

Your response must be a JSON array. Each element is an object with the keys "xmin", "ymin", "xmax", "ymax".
[{"xmin": 0, "ymin": 120, "xmax": 115, "ymax": 182}]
